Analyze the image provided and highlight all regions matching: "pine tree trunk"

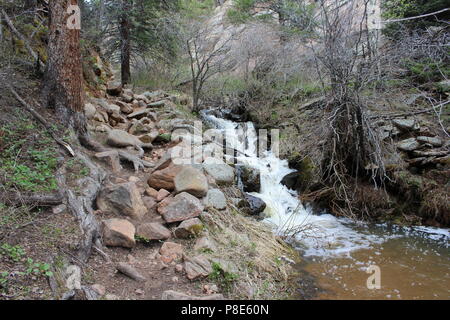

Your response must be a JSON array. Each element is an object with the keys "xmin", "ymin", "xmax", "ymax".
[
  {"xmin": 42, "ymin": 0, "xmax": 86, "ymax": 136},
  {"xmin": 120, "ymin": 0, "xmax": 131, "ymax": 85}
]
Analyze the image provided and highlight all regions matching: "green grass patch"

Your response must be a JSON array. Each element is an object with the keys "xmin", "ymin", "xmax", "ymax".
[
  {"xmin": 209, "ymin": 262, "xmax": 239, "ymax": 293},
  {"xmin": 0, "ymin": 116, "xmax": 58, "ymax": 193}
]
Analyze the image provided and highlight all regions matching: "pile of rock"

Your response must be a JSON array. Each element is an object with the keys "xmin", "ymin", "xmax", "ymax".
[
  {"xmin": 376, "ymin": 118, "xmax": 449, "ymax": 168},
  {"xmin": 85, "ymin": 85, "xmax": 244, "ymax": 294}
]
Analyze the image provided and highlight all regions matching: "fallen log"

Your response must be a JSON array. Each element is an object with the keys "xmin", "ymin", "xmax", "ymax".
[{"xmin": 0, "ymin": 191, "xmax": 63, "ymax": 206}]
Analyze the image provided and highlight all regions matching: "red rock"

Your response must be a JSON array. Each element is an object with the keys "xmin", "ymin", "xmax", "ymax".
[
  {"xmin": 147, "ymin": 164, "xmax": 183, "ymax": 191},
  {"xmin": 157, "ymin": 189, "xmax": 171, "ymax": 202},
  {"xmin": 159, "ymin": 242, "xmax": 183, "ymax": 263},
  {"xmin": 102, "ymin": 219, "xmax": 136, "ymax": 248}
]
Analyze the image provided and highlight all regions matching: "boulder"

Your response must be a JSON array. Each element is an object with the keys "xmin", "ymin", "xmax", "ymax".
[
  {"xmin": 142, "ymin": 90, "xmax": 164, "ymax": 100},
  {"xmin": 280, "ymin": 171, "xmax": 300, "ymax": 190},
  {"xmin": 157, "ymin": 192, "xmax": 204, "ymax": 223},
  {"xmin": 84, "ymin": 103, "xmax": 97, "ymax": 120},
  {"xmin": 184, "ymin": 255, "xmax": 213, "ymax": 280},
  {"xmin": 121, "ymin": 94, "xmax": 134, "ymax": 103},
  {"xmin": 159, "ymin": 241, "xmax": 184, "ymax": 263},
  {"xmin": 148, "ymin": 100, "xmax": 166, "ymax": 108},
  {"xmin": 134, "ymin": 94, "xmax": 150, "ymax": 104},
  {"xmin": 145, "ymin": 187, "xmax": 159, "ymax": 198},
  {"xmin": 148, "ymin": 164, "xmax": 183, "ymax": 191},
  {"xmin": 157, "ymin": 189, "xmax": 171, "ymax": 202},
  {"xmin": 174, "ymin": 218, "xmax": 203, "ymax": 238},
  {"xmin": 238, "ymin": 166, "xmax": 260, "ymax": 192},
  {"xmin": 142, "ymin": 196, "xmax": 157, "ymax": 211},
  {"xmin": 162, "ymin": 290, "xmax": 224, "ymax": 300},
  {"xmin": 128, "ymin": 119, "xmax": 154, "ymax": 135},
  {"xmin": 204, "ymin": 189, "xmax": 227, "ymax": 210},
  {"xmin": 102, "ymin": 218, "xmax": 136, "ymax": 248},
  {"xmin": 194, "ymin": 236, "xmax": 217, "ymax": 252},
  {"xmin": 416, "ymin": 136, "xmax": 443, "ymax": 147},
  {"xmin": 392, "ymin": 119, "xmax": 420, "ymax": 132},
  {"xmin": 107, "ymin": 81, "xmax": 122, "ymax": 96},
  {"xmin": 106, "ymin": 129, "xmax": 140, "ymax": 148},
  {"xmin": 398, "ymin": 138, "xmax": 421, "ymax": 152},
  {"xmin": 239, "ymin": 193, "xmax": 266, "ymax": 216},
  {"xmin": 97, "ymin": 182, "xmax": 147, "ymax": 220},
  {"xmin": 137, "ymin": 222, "xmax": 171, "ymax": 241},
  {"xmin": 115, "ymin": 101, "xmax": 134, "ymax": 114},
  {"xmin": 203, "ymin": 161, "xmax": 235, "ymax": 185},
  {"xmin": 174, "ymin": 167, "xmax": 209, "ymax": 197}
]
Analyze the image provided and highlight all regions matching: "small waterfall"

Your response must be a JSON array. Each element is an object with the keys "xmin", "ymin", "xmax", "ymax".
[{"xmin": 202, "ymin": 112, "xmax": 450, "ymax": 258}]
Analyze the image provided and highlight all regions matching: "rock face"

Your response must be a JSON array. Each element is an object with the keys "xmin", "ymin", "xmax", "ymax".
[
  {"xmin": 184, "ymin": 255, "xmax": 213, "ymax": 280},
  {"xmin": 162, "ymin": 290, "xmax": 224, "ymax": 300},
  {"xmin": 174, "ymin": 167, "xmax": 208, "ymax": 197},
  {"xmin": 148, "ymin": 165, "xmax": 183, "ymax": 191},
  {"xmin": 239, "ymin": 193, "xmax": 266, "ymax": 216},
  {"xmin": 204, "ymin": 189, "xmax": 227, "ymax": 210},
  {"xmin": 203, "ymin": 162, "xmax": 235, "ymax": 185},
  {"xmin": 97, "ymin": 182, "xmax": 147, "ymax": 220},
  {"xmin": 137, "ymin": 222, "xmax": 171, "ymax": 240},
  {"xmin": 174, "ymin": 218, "xmax": 203, "ymax": 238},
  {"xmin": 398, "ymin": 138, "xmax": 421, "ymax": 152},
  {"xmin": 102, "ymin": 219, "xmax": 136, "ymax": 248},
  {"xmin": 157, "ymin": 192, "xmax": 204, "ymax": 223},
  {"xmin": 238, "ymin": 166, "xmax": 260, "ymax": 192}
]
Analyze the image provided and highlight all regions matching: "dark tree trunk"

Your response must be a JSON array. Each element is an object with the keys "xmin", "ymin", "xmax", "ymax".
[
  {"xmin": 120, "ymin": 0, "xmax": 131, "ymax": 85},
  {"xmin": 42, "ymin": 0, "xmax": 86, "ymax": 136}
]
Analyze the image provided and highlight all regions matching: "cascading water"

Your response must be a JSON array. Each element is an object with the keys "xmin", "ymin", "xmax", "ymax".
[
  {"xmin": 202, "ymin": 112, "xmax": 449, "ymax": 258},
  {"xmin": 202, "ymin": 110, "xmax": 450, "ymax": 298}
]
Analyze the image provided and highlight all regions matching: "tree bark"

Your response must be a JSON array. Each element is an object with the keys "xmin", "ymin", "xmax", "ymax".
[
  {"xmin": 120, "ymin": 0, "xmax": 131, "ymax": 85},
  {"xmin": 42, "ymin": 0, "xmax": 86, "ymax": 136}
]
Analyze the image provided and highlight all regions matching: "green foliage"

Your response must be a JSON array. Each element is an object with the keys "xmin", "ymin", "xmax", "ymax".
[
  {"xmin": 227, "ymin": 0, "xmax": 255, "ymax": 24},
  {"xmin": 24, "ymin": 258, "xmax": 53, "ymax": 277},
  {"xmin": 0, "ymin": 117, "xmax": 58, "ymax": 193},
  {"xmin": 66, "ymin": 158, "xmax": 91, "ymax": 180},
  {"xmin": 0, "ymin": 243, "xmax": 26, "ymax": 262},
  {"xmin": 208, "ymin": 262, "xmax": 239, "ymax": 292},
  {"xmin": 382, "ymin": 0, "xmax": 450, "ymax": 36},
  {"xmin": 382, "ymin": 0, "xmax": 449, "ymax": 20},
  {"xmin": 404, "ymin": 58, "xmax": 450, "ymax": 83},
  {"xmin": 227, "ymin": 8, "xmax": 252, "ymax": 24},
  {"xmin": 0, "ymin": 271, "xmax": 9, "ymax": 290},
  {"xmin": 180, "ymin": 0, "xmax": 215, "ymax": 19},
  {"xmin": 0, "ymin": 243, "xmax": 53, "ymax": 294},
  {"xmin": 135, "ymin": 234, "xmax": 152, "ymax": 244}
]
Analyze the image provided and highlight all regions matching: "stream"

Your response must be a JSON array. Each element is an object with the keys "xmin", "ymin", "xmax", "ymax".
[{"xmin": 201, "ymin": 111, "xmax": 450, "ymax": 300}]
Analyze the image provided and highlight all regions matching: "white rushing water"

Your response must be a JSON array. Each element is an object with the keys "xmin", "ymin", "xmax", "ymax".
[{"xmin": 202, "ymin": 113, "xmax": 450, "ymax": 258}]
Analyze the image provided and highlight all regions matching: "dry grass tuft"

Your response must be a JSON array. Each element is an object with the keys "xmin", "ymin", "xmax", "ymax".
[{"xmin": 197, "ymin": 186, "xmax": 299, "ymax": 299}]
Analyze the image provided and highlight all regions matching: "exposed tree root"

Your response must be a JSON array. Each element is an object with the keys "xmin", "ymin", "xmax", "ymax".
[{"xmin": 56, "ymin": 153, "xmax": 106, "ymax": 263}]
